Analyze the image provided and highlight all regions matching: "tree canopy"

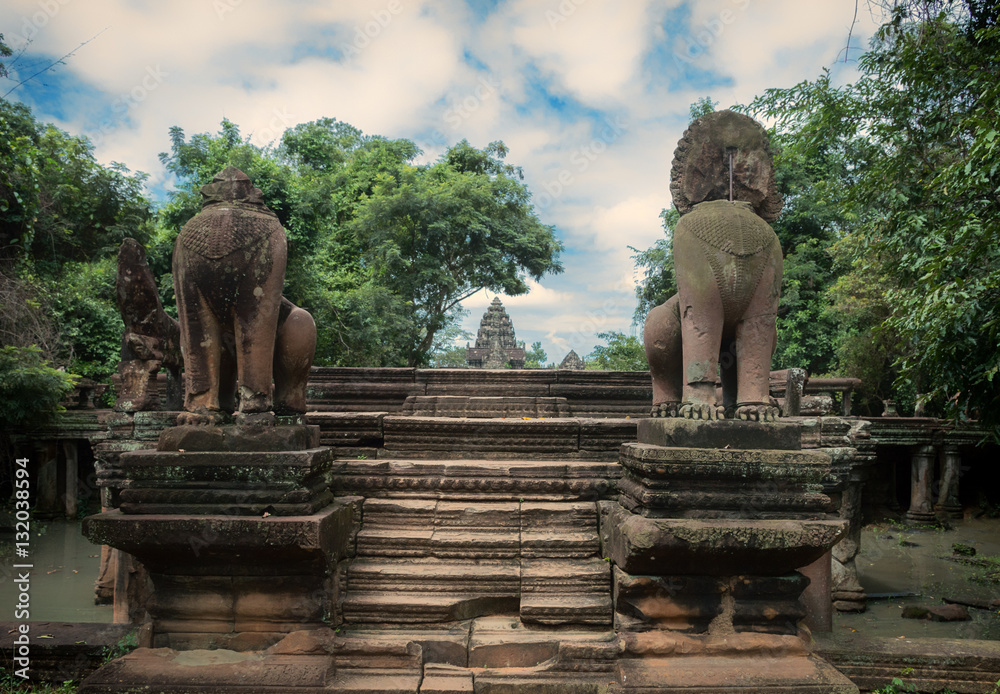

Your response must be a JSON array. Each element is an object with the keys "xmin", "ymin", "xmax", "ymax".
[
  {"xmin": 156, "ymin": 122, "xmax": 561, "ymax": 367},
  {"xmin": 748, "ymin": 1, "xmax": 1000, "ymax": 422}
]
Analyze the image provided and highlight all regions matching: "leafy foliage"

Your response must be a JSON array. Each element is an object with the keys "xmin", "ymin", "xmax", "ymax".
[
  {"xmin": 0, "ymin": 98, "xmax": 152, "ymax": 396},
  {"xmin": 586, "ymin": 331, "xmax": 647, "ymax": 371},
  {"xmin": 524, "ymin": 341, "xmax": 548, "ymax": 368},
  {"xmin": 0, "ymin": 345, "xmax": 76, "ymax": 429},
  {"xmin": 748, "ymin": 4, "xmax": 1000, "ymax": 423},
  {"xmin": 349, "ymin": 140, "xmax": 562, "ymax": 365},
  {"xmin": 157, "ymin": 123, "xmax": 561, "ymax": 368},
  {"xmin": 0, "ymin": 99, "xmax": 152, "ymax": 271}
]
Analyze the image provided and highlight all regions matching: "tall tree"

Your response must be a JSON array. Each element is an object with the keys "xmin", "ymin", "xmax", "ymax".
[
  {"xmin": 0, "ymin": 98, "xmax": 152, "ymax": 387},
  {"xmin": 347, "ymin": 140, "xmax": 563, "ymax": 366},
  {"xmin": 750, "ymin": 2, "xmax": 1000, "ymax": 422},
  {"xmin": 524, "ymin": 341, "xmax": 548, "ymax": 368},
  {"xmin": 156, "ymin": 124, "xmax": 561, "ymax": 368}
]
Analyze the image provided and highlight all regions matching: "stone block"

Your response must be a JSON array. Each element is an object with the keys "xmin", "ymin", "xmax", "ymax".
[
  {"xmin": 339, "ymin": 623, "xmax": 472, "ymax": 667},
  {"xmin": 421, "ymin": 664, "xmax": 474, "ymax": 693},
  {"xmin": 614, "ymin": 567, "xmax": 724, "ymax": 632},
  {"xmin": 617, "ymin": 443, "xmax": 834, "ymax": 518},
  {"xmin": 615, "ymin": 654, "xmax": 858, "ymax": 693},
  {"xmin": 638, "ymin": 418, "xmax": 803, "ymax": 450},
  {"xmin": 157, "ymin": 424, "xmax": 320, "ymax": 452},
  {"xmin": 307, "ymin": 411, "xmax": 386, "ymax": 447},
  {"xmin": 604, "ymin": 503, "xmax": 846, "ymax": 576}
]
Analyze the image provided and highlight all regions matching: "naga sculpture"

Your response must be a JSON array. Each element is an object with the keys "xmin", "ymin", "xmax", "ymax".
[
  {"xmin": 171, "ymin": 166, "xmax": 316, "ymax": 425},
  {"xmin": 114, "ymin": 238, "xmax": 183, "ymax": 412},
  {"xmin": 644, "ymin": 110, "xmax": 784, "ymax": 421}
]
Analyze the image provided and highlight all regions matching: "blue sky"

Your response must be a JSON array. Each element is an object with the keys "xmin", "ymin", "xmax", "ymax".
[{"xmin": 1, "ymin": 0, "xmax": 877, "ymax": 363}]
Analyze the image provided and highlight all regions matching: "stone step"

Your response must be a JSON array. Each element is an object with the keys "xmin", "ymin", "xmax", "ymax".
[
  {"xmin": 380, "ymin": 417, "xmax": 634, "ymax": 459},
  {"xmin": 341, "ymin": 592, "xmax": 519, "ymax": 624},
  {"xmin": 334, "ymin": 458, "xmax": 618, "ymax": 501},
  {"xmin": 521, "ymin": 558, "xmax": 611, "ymax": 594},
  {"xmin": 347, "ymin": 558, "xmax": 519, "ymax": 594},
  {"xmin": 518, "ymin": 593, "xmax": 613, "ymax": 626},
  {"xmin": 356, "ymin": 528, "xmax": 521, "ymax": 559}
]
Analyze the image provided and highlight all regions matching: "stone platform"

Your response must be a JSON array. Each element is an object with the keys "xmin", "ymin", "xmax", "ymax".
[{"xmin": 83, "ymin": 424, "xmax": 357, "ymax": 651}]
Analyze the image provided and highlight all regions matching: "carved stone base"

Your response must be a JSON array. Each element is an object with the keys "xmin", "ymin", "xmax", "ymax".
[{"xmin": 82, "ymin": 500, "xmax": 358, "ymax": 650}]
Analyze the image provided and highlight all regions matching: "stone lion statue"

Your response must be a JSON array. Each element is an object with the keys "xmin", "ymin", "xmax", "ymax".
[
  {"xmin": 172, "ymin": 166, "xmax": 316, "ymax": 425},
  {"xmin": 643, "ymin": 110, "xmax": 784, "ymax": 422}
]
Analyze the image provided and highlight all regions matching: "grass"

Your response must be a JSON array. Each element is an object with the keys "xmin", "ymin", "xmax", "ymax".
[
  {"xmin": 100, "ymin": 631, "xmax": 139, "ymax": 665},
  {"xmin": 0, "ymin": 675, "xmax": 77, "ymax": 693}
]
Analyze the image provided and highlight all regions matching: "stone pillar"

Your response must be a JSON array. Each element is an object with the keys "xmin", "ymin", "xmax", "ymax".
[
  {"xmin": 798, "ymin": 550, "xmax": 832, "ymax": 633},
  {"xmin": 95, "ymin": 528, "xmax": 117, "ymax": 605},
  {"xmin": 784, "ymin": 368, "xmax": 806, "ymax": 417},
  {"xmin": 606, "ymin": 419, "xmax": 856, "ymax": 693},
  {"xmin": 906, "ymin": 444, "xmax": 937, "ymax": 524},
  {"xmin": 934, "ymin": 443, "xmax": 962, "ymax": 519},
  {"xmin": 831, "ymin": 480, "xmax": 867, "ymax": 612},
  {"xmin": 36, "ymin": 442, "xmax": 60, "ymax": 517},
  {"xmin": 62, "ymin": 440, "xmax": 79, "ymax": 518},
  {"xmin": 842, "ymin": 387, "xmax": 853, "ymax": 416}
]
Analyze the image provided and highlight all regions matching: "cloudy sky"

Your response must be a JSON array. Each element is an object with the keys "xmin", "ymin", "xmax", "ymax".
[{"xmin": 1, "ymin": 0, "xmax": 879, "ymax": 363}]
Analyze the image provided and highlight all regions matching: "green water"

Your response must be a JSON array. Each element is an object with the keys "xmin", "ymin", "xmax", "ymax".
[{"xmin": 0, "ymin": 519, "xmax": 112, "ymax": 623}]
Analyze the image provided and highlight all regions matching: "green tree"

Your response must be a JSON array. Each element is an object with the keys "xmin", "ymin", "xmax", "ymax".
[
  {"xmin": 524, "ymin": 341, "xmax": 548, "ymax": 368},
  {"xmin": 0, "ymin": 345, "xmax": 76, "ymax": 428},
  {"xmin": 347, "ymin": 140, "xmax": 563, "ymax": 366},
  {"xmin": 586, "ymin": 331, "xmax": 647, "ymax": 371},
  {"xmin": 0, "ymin": 34, "xmax": 11, "ymax": 79},
  {"xmin": 1, "ymin": 99, "xmax": 152, "ymax": 269},
  {"xmin": 631, "ymin": 208, "xmax": 679, "ymax": 326},
  {"xmin": 749, "ymin": 2, "xmax": 1000, "ymax": 422},
  {"xmin": 0, "ymin": 98, "xmax": 152, "ymax": 390}
]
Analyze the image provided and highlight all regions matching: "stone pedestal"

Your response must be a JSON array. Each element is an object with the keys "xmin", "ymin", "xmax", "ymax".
[
  {"xmin": 605, "ymin": 419, "xmax": 856, "ymax": 693},
  {"xmin": 82, "ymin": 424, "xmax": 355, "ymax": 651}
]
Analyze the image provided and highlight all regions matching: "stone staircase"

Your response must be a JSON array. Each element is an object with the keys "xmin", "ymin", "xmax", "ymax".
[
  {"xmin": 341, "ymin": 497, "xmax": 611, "ymax": 627},
  {"xmin": 316, "ymin": 416, "xmax": 626, "ymax": 690}
]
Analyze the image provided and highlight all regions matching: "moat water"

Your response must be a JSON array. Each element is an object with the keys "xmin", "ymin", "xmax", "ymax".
[{"xmin": 0, "ymin": 519, "xmax": 112, "ymax": 623}]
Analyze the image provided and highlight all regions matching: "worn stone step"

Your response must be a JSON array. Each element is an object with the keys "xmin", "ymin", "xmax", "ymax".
[
  {"xmin": 355, "ymin": 528, "xmax": 520, "ymax": 558},
  {"xmin": 334, "ymin": 458, "xmax": 619, "ymax": 501},
  {"xmin": 341, "ymin": 592, "xmax": 519, "ymax": 624},
  {"xmin": 338, "ymin": 624, "xmax": 473, "ymax": 667},
  {"xmin": 347, "ymin": 558, "xmax": 519, "ymax": 594},
  {"xmin": 467, "ymin": 616, "xmax": 616, "ymax": 669},
  {"xmin": 519, "ymin": 593, "xmax": 613, "ymax": 626},
  {"xmin": 520, "ymin": 558, "xmax": 611, "ymax": 594},
  {"xmin": 521, "ymin": 530, "xmax": 600, "ymax": 558}
]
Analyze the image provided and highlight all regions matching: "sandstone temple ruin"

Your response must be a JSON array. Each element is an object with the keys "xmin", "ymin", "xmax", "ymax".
[
  {"xmin": 6, "ymin": 120, "xmax": 1000, "ymax": 693},
  {"xmin": 465, "ymin": 297, "xmax": 526, "ymax": 369}
]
